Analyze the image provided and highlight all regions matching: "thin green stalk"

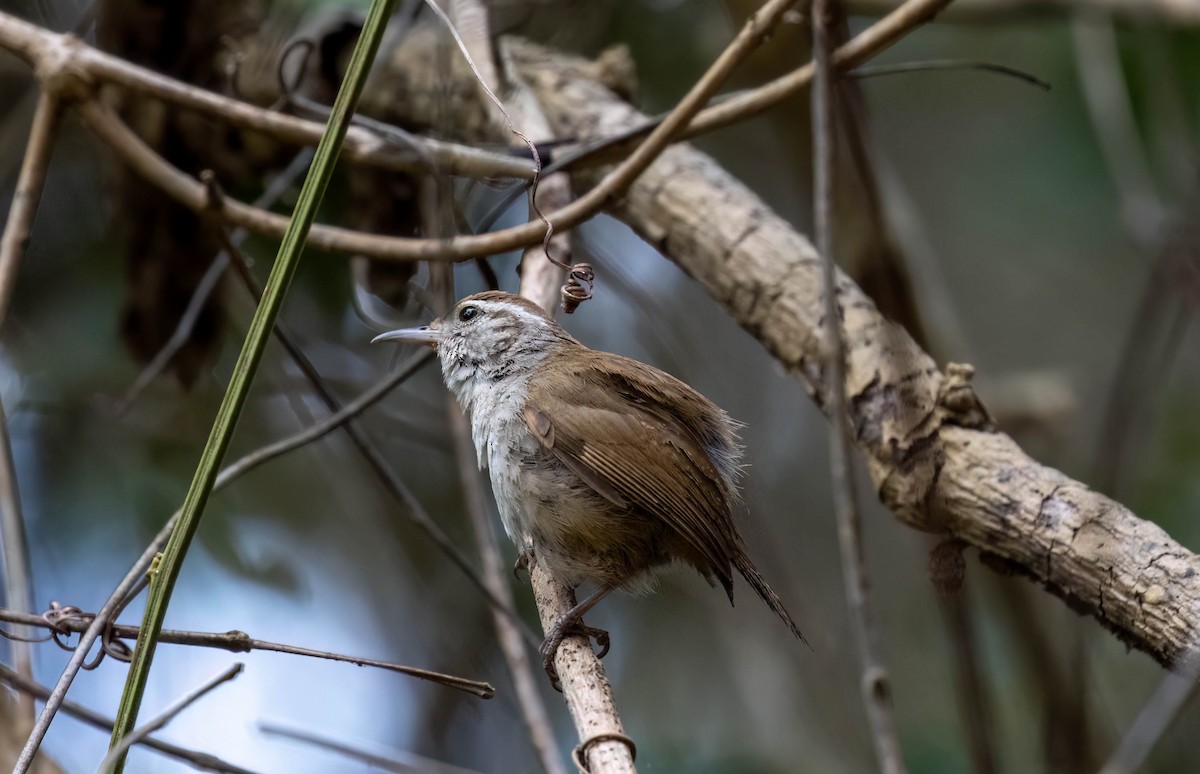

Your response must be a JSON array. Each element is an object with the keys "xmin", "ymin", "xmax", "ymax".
[{"xmin": 105, "ymin": 0, "xmax": 398, "ymax": 769}]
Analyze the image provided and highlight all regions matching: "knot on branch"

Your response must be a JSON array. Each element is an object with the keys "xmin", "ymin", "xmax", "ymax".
[
  {"xmin": 938, "ymin": 362, "xmax": 994, "ymax": 431},
  {"xmin": 872, "ymin": 363, "xmax": 993, "ymax": 534},
  {"xmin": 34, "ymin": 33, "xmax": 93, "ymax": 102}
]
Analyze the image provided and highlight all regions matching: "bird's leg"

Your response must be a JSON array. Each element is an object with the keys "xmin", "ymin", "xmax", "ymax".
[{"xmin": 541, "ymin": 584, "xmax": 616, "ymax": 690}]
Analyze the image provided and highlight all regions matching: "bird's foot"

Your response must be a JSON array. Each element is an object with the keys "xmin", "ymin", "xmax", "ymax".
[
  {"xmin": 540, "ymin": 615, "xmax": 611, "ymax": 691},
  {"xmin": 513, "ymin": 548, "xmax": 535, "ymax": 580}
]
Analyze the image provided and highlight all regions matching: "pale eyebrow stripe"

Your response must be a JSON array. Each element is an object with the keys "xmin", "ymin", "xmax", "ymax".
[{"xmin": 488, "ymin": 301, "xmax": 549, "ymax": 328}]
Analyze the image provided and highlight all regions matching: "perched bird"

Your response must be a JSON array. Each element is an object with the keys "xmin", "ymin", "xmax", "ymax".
[{"xmin": 374, "ymin": 291, "xmax": 806, "ymax": 681}]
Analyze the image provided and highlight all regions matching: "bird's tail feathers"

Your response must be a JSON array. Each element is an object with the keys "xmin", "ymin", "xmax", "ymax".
[{"xmin": 733, "ymin": 551, "xmax": 810, "ymax": 648}]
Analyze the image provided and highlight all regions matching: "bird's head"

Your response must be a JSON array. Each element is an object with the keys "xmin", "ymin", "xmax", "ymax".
[{"xmin": 372, "ymin": 291, "xmax": 577, "ymax": 402}]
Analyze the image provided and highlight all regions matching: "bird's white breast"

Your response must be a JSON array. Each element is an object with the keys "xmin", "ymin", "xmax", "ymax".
[{"xmin": 454, "ymin": 373, "xmax": 537, "ymax": 544}]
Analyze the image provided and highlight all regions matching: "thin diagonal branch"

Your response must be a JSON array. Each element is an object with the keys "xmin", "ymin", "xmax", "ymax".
[
  {"xmin": 812, "ymin": 2, "xmax": 906, "ymax": 771},
  {"xmin": 98, "ymin": 664, "xmax": 244, "ymax": 774},
  {"xmin": 0, "ymin": 89, "xmax": 59, "ymax": 324},
  {"xmin": 847, "ymin": 0, "xmax": 1200, "ymax": 25},
  {"xmin": 260, "ymin": 721, "xmax": 483, "ymax": 774}
]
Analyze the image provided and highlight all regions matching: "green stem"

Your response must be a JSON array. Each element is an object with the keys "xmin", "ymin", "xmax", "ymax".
[{"xmin": 107, "ymin": 0, "xmax": 397, "ymax": 768}]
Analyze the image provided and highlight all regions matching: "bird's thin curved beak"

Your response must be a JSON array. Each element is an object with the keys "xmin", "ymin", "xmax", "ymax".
[{"xmin": 371, "ymin": 326, "xmax": 444, "ymax": 348}]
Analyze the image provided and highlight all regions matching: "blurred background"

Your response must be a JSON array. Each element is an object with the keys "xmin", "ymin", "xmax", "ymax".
[{"xmin": 1, "ymin": 0, "xmax": 1199, "ymax": 772}]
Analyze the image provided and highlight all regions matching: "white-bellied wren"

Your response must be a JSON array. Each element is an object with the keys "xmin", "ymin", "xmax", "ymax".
[{"xmin": 374, "ymin": 291, "xmax": 806, "ymax": 683}]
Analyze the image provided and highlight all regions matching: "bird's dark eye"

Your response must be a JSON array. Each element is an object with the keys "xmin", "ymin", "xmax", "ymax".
[{"xmin": 458, "ymin": 305, "xmax": 480, "ymax": 322}]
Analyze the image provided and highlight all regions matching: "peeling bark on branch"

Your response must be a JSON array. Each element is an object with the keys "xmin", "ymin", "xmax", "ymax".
[{"xmin": 497, "ymin": 42, "xmax": 1200, "ymax": 668}]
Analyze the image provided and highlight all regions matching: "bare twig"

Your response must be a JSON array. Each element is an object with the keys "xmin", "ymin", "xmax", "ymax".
[
  {"xmin": 261, "ymin": 721, "xmax": 483, "ymax": 774},
  {"xmin": 574, "ymin": 0, "xmax": 956, "ymax": 154},
  {"xmin": 850, "ymin": 60, "xmax": 1051, "ymax": 91},
  {"xmin": 487, "ymin": 0, "xmax": 958, "ymax": 190},
  {"xmin": 0, "ymin": 662, "xmax": 261, "ymax": 774},
  {"xmin": 0, "ymin": 89, "xmax": 59, "ymax": 324},
  {"xmin": 98, "ymin": 664, "xmax": 244, "ymax": 774},
  {"xmin": 812, "ymin": 2, "xmax": 906, "ymax": 771},
  {"xmin": 18, "ymin": 515, "xmax": 175, "ymax": 771},
  {"xmin": 0, "ymin": 608, "xmax": 494, "ymax": 698}
]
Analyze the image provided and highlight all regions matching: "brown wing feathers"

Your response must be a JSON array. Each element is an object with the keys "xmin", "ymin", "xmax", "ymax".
[
  {"xmin": 523, "ymin": 348, "xmax": 808, "ymax": 644},
  {"xmin": 524, "ymin": 352, "xmax": 741, "ymax": 594}
]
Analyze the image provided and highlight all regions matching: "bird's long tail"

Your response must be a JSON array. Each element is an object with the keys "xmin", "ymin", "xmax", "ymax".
[{"xmin": 733, "ymin": 549, "xmax": 810, "ymax": 648}]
